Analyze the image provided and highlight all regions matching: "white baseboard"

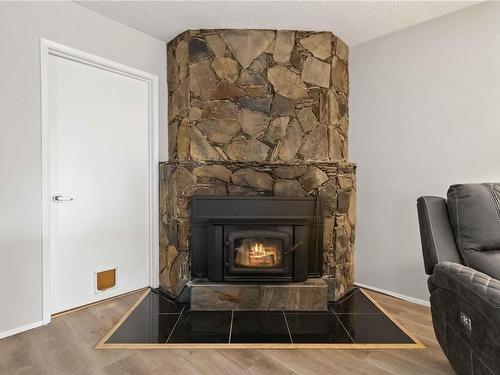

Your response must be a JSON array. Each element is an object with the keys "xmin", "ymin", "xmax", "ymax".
[
  {"xmin": 0, "ymin": 321, "xmax": 45, "ymax": 340},
  {"xmin": 355, "ymin": 282, "xmax": 431, "ymax": 307}
]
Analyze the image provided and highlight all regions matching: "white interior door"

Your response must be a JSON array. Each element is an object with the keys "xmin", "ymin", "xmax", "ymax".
[{"xmin": 48, "ymin": 52, "xmax": 151, "ymax": 314}]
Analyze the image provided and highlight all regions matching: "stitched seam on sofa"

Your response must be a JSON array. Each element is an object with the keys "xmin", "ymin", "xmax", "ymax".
[
  {"xmin": 483, "ymin": 183, "xmax": 500, "ymax": 223},
  {"xmin": 470, "ymin": 347, "xmax": 473, "ymax": 375},
  {"xmin": 439, "ymin": 266, "xmax": 500, "ymax": 308},
  {"xmin": 489, "ymin": 184, "xmax": 500, "ymax": 218},
  {"xmin": 442, "ymin": 288, "xmax": 500, "ymax": 371},
  {"xmin": 486, "ymin": 278, "xmax": 493, "ymax": 296},
  {"xmin": 493, "ymin": 183, "xmax": 500, "ymax": 196},
  {"xmin": 446, "ymin": 322, "xmax": 496, "ymax": 375},
  {"xmin": 453, "ymin": 188, "xmax": 466, "ymax": 263},
  {"xmin": 444, "ymin": 324, "xmax": 474, "ymax": 369},
  {"xmin": 473, "ymin": 348, "xmax": 496, "ymax": 375}
]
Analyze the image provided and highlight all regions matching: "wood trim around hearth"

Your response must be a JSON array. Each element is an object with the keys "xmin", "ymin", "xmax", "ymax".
[
  {"xmin": 52, "ymin": 288, "xmax": 148, "ymax": 319},
  {"xmin": 359, "ymin": 289, "xmax": 425, "ymax": 348},
  {"xmin": 95, "ymin": 288, "xmax": 151, "ymax": 349},
  {"xmin": 97, "ymin": 342, "xmax": 425, "ymax": 350}
]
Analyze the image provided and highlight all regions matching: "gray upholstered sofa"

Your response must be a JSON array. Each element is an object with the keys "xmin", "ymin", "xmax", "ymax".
[{"xmin": 417, "ymin": 183, "xmax": 500, "ymax": 375}]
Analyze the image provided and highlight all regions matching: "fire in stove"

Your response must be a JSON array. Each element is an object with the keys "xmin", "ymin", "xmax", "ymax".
[
  {"xmin": 249, "ymin": 242, "xmax": 278, "ymax": 266},
  {"xmin": 234, "ymin": 238, "xmax": 283, "ymax": 268}
]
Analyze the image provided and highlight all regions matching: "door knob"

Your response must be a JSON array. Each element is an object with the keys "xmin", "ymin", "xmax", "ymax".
[{"xmin": 52, "ymin": 194, "xmax": 75, "ymax": 203}]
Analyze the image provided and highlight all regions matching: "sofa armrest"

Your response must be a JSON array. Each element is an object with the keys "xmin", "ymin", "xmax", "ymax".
[
  {"xmin": 429, "ymin": 262, "xmax": 500, "ymax": 317},
  {"xmin": 417, "ymin": 197, "xmax": 462, "ymax": 275}
]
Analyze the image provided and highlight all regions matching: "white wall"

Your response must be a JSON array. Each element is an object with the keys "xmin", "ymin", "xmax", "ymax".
[
  {"xmin": 350, "ymin": 2, "xmax": 500, "ymax": 302},
  {"xmin": 0, "ymin": 2, "xmax": 166, "ymax": 337}
]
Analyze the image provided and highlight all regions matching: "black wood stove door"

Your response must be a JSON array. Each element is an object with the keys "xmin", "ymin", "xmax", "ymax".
[{"xmin": 206, "ymin": 223, "xmax": 309, "ymax": 282}]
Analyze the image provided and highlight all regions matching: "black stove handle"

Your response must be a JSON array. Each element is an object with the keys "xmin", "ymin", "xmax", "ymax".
[{"xmin": 284, "ymin": 241, "xmax": 304, "ymax": 255}]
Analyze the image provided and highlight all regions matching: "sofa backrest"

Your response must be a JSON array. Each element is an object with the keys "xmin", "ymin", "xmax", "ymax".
[
  {"xmin": 447, "ymin": 183, "xmax": 500, "ymax": 279},
  {"xmin": 417, "ymin": 196, "xmax": 462, "ymax": 275}
]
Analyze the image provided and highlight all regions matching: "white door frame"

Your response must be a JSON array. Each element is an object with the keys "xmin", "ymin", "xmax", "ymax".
[{"xmin": 40, "ymin": 38, "xmax": 159, "ymax": 325}]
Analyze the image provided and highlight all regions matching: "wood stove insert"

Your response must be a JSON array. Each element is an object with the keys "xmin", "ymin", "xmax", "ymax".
[{"xmin": 191, "ymin": 196, "xmax": 322, "ymax": 283}]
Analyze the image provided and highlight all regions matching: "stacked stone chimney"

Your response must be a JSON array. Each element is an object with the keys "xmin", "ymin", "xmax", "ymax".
[{"xmin": 160, "ymin": 29, "xmax": 356, "ymax": 300}]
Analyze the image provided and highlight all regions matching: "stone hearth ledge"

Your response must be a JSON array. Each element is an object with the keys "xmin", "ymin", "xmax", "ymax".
[{"xmin": 190, "ymin": 278, "xmax": 328, "ymax": 311}]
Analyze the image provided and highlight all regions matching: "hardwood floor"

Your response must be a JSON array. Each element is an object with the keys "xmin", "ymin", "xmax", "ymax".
[{"xmin": 0, "ymin": 289, "xmax": 454, "ymax": 375}]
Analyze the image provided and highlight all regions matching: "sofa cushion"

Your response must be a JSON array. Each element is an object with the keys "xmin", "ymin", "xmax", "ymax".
[{"xmin": 447, "ymin": 183, "xmax": 500, "ymax": 278}]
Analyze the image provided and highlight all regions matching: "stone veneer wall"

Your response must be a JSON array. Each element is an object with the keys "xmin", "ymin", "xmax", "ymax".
[{"xmin": 161, "ymin": 29, "xmax": 356, "ymax": 300}]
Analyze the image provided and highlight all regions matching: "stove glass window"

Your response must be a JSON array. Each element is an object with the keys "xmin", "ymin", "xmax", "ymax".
[{"xmin": 233, "ymin": 237, "xmax": 284, "ymax": 268}]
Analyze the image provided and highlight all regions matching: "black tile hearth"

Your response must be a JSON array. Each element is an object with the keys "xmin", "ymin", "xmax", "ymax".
[
  {"xmin": 150, "ymin": 291, "xmax": 185, "ymax": 314},
  {"xmin": 168, "ymin": 310, "xmax": 232, "ymax": 343},
  {"xmin": 107, "ymin": 304, "xmax": 181, "ymax": 344},
  {"xmin": 285, "ymin": 312, "xmax": 353, "ymax": 343},
  {"xmin": 101, "ymin": 288, "xmax": 422, "ymax": 348},
  {"xmin": 330, "ymin": 288, "xmax": 382, "ymax": 314},
  {"xmin": 231, "ymin": 311, "xmax": 291, "ymax": 343},
  {"xmin": 336, "ymin": 313, "xmax": 415, "ymax": 344}
]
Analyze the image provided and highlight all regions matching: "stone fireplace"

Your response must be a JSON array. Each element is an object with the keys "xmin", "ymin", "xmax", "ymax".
[{"xmin": 160, "ymin": 29, "xmax": 356, "ymax": 302}]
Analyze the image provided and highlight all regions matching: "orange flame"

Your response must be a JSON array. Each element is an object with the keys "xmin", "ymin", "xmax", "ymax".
[{"xmin": 248, "ymin": 242, "xmax": 278, "ymax": 265}]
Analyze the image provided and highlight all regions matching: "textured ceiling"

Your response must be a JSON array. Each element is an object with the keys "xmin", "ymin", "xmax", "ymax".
[{"xmin": 77, "ymin": 1, "xmax": 479, "ymax": 46}]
